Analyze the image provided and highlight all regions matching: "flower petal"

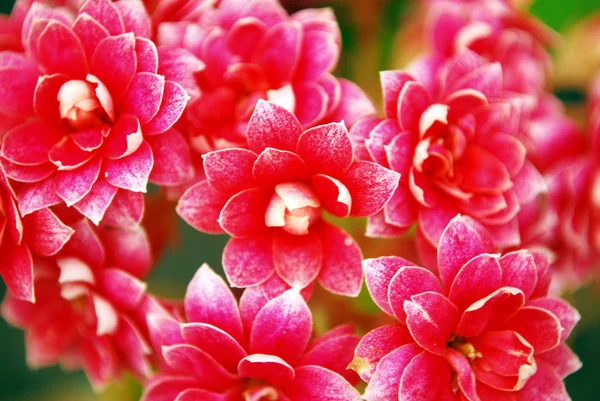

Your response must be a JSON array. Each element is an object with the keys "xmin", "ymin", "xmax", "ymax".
[
  {"xmin": 448, "ymin": 254, "xmax": 502, "ymax": 313},
  {"xmin": 38, "ymin": 21, "xmax": 88, "ymax": 76},
  {"xmin": 247, "ymin": 99, "xmax": 303, "ymax": 154},
  {"xmin": 388, "ymin": 265, "xmax": 443, "ymax": 321},
  {"xmin": 182, "ymin": 322, "xmax": 247, "ymax": 372},
  {"xmin": 252, "ymin": 148, "xmax": 308, "ymax": 185},
  {"xmin": 176, "ymin": 180, "xmax": 228, "ymax": 234},
  {"xmin": 22, "ymin": 209, "xmax": 74, "ymax": 256},
  {"xmin": 143, "ymin": 81, "xmax": 189, "ymax": 135},
  {"xmin": 273, "ymin": 232, "xmax": 322, "ymax": 289},
  {"xmin": 343, "ymin": 161, "xmax": 400, "ymax": 217},
  {"xmin": 90, "ymin": 33, "xmax": 136, "ymax": 101},
  {"xmin": 103, "ymin": 141, "xmax": 153, "ymax": 192},
  {"xmin": 203, "ymin": 148, "xmax": 257, "ymax": 196},
  {"xmin": 54, "ymin": 155, "xmax": 102, "ymax": 206},
  {"xmin": 296, "ymin": 122, "xmax": 353, "ymax": 176},
  {"xmin": 223, "ymin": 236, "xmax": 275, "ymax": 288},
  {"xmin": 218, "ymin": 187, "xmax": 271, "ymax": 238},
  {"xmin": 238, "ymin": 354, "xmax": 295, "ymax": 386},
  {"xmin": 502, "ymin": 306, "xmax": 563, "ymax": 353},
  {"xmin": 283, "ymin": 365, "xmax": 361, "ymax": 401},
  {"xmin": 398, "ymin": 351, "xmax": 453, "ymax": 401}
]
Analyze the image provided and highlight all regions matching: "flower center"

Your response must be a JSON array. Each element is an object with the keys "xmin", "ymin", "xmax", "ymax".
[
  {"xmin": 265, "ymin": 182, "xmax": 321, "ymax": 235},
  {"xmin": 447, "ymin": 335, "xmax": 481, "ymax": 361},
  {"xmin": 243, "ymin": 382, "xmax": 282, "ymax": 401},
  {"xmin": 57, "ymin": 75, "xmax": 114, "ymax": 131}
]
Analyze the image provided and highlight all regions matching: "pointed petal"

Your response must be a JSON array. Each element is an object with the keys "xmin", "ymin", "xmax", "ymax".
[
  {"xmin": 297, "ymin": 122, "xmax": 353, "ymax": 176},
  {"xmin": 399, "ymin": 351, "xmax": 453, "ymax": 401},
  {"xmin": 247, "ymin": 99, "xmax": 303, "ymax": 154},
  {"xmin": 343, "ymin": 161, "xmax": 400, "ymax": 217},
  {"xmin": 176, "ymin": 180, "xmax": 228, "ymax": 234},
  {"xmin": 388, "ymin": 266, "xmax": 443, "ymax": 321},
  {"xmin": 273, "ymin": 232, "xmax": 322, "ymax": 289},
  {"xmin": 284, "ymin": 365, "xmax": 361, "ymax": 401},
  {"xmin": 448, "ymin": 254, "xmax": 502, "ymax": 312},
  {"xmin": 181, "ymin": 322, "xmax": 246, "ymax": 372},
  {"xmin": 203, "ymin": 148, "xmax": 257, "ymax": 196},
  {"xmin": 104, "ymin": 141, "xmax": 153, "ymax": 192},
  {"xmin": 363, "ymin": 256, "xmax": 415, "ymax": 315},
  {"xmin": 22, "ymin": 209, "xmax": 74, "ymax": 256}
]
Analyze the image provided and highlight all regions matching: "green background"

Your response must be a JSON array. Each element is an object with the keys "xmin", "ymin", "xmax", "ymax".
[{"xmin": 1, "ymin": 0, "xmax": 600, "ymax": 399}]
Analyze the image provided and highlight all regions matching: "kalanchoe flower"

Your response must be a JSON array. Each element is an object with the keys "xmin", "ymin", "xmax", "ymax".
[
  {"xmin": 0, "ymin": 163, "xmax": 73, "ymax": 301},
  {"xmin": 352, "ymin": 50, "xmax": 546, "ymax": 261},
  {"xmin": 1, "ymin": 218, "xmax": 160, "ymax": 389},
  {"xmin": 352, "ymin": 215, "xmax": 581, "ymax": 401},
  {"xmin": 0, "ymin": 0, "xmax": 199, "ymax": 227},
  {"xmin": 177, "ymin": 100, "xmax": 400, "ymax": 297},
  {"xmin": 157, "ymin": 0, "xmax": 375, "ymax": 151},
  {"xmin": 424, "ymin": 0, "xmax": 555, "ymax": 95},
  {"xmin": 143, "ymin": 264, "xmax": 361, "ymax": 401}
]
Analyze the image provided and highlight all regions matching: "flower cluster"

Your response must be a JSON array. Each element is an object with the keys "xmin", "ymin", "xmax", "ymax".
[{"xmin": 0, "ymin": 0, "xmax": 595, "ymax": 400}]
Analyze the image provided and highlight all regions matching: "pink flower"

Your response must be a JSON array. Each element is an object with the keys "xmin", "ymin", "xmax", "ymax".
[
  {"xmin": 351, "ymin": 50, "xmax": 546, "ymax": 260},
  {"xmin": 1, "ymin": 218, "xmax": 159, "ymax": 389},
  {"xmin": 353, "ymin": 215, "xmax": 581, "ymax": 401},
  {"xmin": 143, "ymin": 264, "xmax": 361, "ymax": 401},
  {"xmin": 424, "ymin": 0, "xmax": 554, "ymax": 94},
  {"xmin": 177, "ymin": 100, "xmax": 400, "ymax": 297},
  {"xmin": 0, "ymin": 164, "xmax": 73, "ymax": 302},
  {"xmin": 156, "ymin": 0, "xmax": 375, "ymax": 151},
  {"xmin": 0, "ymin": 0, "xmax": 199, "ymax": 227}
]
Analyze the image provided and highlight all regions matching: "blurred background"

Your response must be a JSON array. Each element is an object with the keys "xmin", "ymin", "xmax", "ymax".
[{"xmin": 2, "ymin": 0, "xmax": 600, "ymax": 399}]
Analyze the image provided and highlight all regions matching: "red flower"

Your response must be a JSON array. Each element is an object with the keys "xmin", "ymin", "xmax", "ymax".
[
  {"xmin": 352, "ymin": 215, "xmax": 580, "ymax": 401},
  {"xmin": 143, "ymin": 264, "xmax": 361, "ymax": 401},
  {"xmin": 177, "ymin": 100, "xmax": 400, "ymax": 297},
  {"xmin": 351, "ymin": 50, "xmax": 546, "ymax": 260},
  {"xmin": 155, "ymin": 0, "xmax": 375, "ymax": 151},
  {"xmin": 0, "ymin": 0, "xmax": 199, "ymax": 227},
  {"xmin": 0, "ymin": 164, "xmax": 73, "ymax": 301},
  {"xmin": 424, "ymin": 0, "xmax": 554, "ymax": 95},
  {"xmin": 1, "ymin": 218, "xmax": 159, "ymax": 388}
]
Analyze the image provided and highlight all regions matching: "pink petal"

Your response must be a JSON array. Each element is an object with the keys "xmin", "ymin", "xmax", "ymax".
[
  {"xmin": 184, "ymin": 264, "xmax": 244, "ymax": 344},
  {"xmin": 482, "ymin": 134, "xmax": 526, "ymax": 178},
  {"xmin": 174, "ymin": 389, "xmax": 226, "ymax": 401},
  {"xmin": 140, "ymin": 376, "xmax": 198, "ymax": 401},
  {"xmin": 72, "ymin": 126, "xmax": 105, "ymax": 151},
  {"xmin": 499, "ymin": 251, "xmax": 537, "ymax": 300},
  {"xmin": 363, "ymin": 256, "xmax": 415, "ymax": 315},
  {"xmin": 470, "ymin": 330, "xmax": 535, "ymax": 381},
  {"xmin": 388, "ymin": 265, "xmax": 444, "ymax": 321},
  {"xmin": 72, "ymin": 13, "xmax": 110, "ymax": 62},
  {"xmin": 238, "ymin": 354, "xmax": 295, "ymax": 386},
  {"xmin": 437, "ymin": 215, "xmax": 495, "ymax": 289},
  {"xmin": 162, "ymin": 344, "xmax": 237, "ymax": 391},
  {"xmin": 218, "ymin": 187, "xmax": 270, "ymax": 238},
  {"xmin": 349, "ymin": 324, "xmax": 414, "ymax": 382},
  {"xmin": 147, "ymin": 129, "xmax": 193, "ymax": 186},
  {"xmin": 348, "ymin": 116, "xmax": 380, "ymax": 161},
  {"xmin": 62, "ymin": 219, "xmax": 105, "ymax": 267},
  {"xmin": 101, "ymin": 226, "xmax": 152, "ymax": 278},
  {"xmin": 38, "ymin": 21, "xmax": 88, "ymax": 76},
  {"xmin": 514, "ymin": 361, "xmax": 570, "ymax": 401},
  {"xmin": 176, "ymin": 180, "xmax": 228, "ymax": 234},
  {"xmin": 365, "ymin": 119, "xmax": 400, "ymax": 167},
  {"xmin": 54, "ymin": 155, "xmax": 102, "ymax": 205},
  {"xmin": 18, "ymin": 180, "xmax": 62, "ymax": 216},
  {"xmin": 327, "ymin": 78, "xmax": 376, "ymax": 127},
  {"xmin": 312, "ymin": 174, "xmax": 352, "ymax": 217},
  {"xmin": 398, "ymin": 351, "xmax": 453, "ymax": 401},
  {"xmin": 385, "ymin": 131, "xmax": 416, "ymax": 179},
  {"xmin": 384, "ymin": 186, "xmax": 418, "ymax": 228},
  {"xmin": 536, "ymin": 344, "xmax": 582, "ymax": 379},
  {"xmin": 104, "ymin": 115, "xmax": 143, "ymax": 160},
  {"xmin": 316, "ymin": 222, "xmax": 363, "ymax": 297},
  {"xmin": 123, "ymin": 73, "xmax": 165, "ymax": 124},
  {"xmin": 296, "ymin": 122, "xmax": 353, "ymax": 176},
  {"xmin": 146, "ymin": 314, "xmax": 183, "ymax": 354},
  {"xmin": 273, "ymin": 232, "xmax": 322, "ymax": 289},
  {"xmin": 283, "ymin": 365, "xmax": 361, "ymax": 401},
  {"xmin": 79, "ymin": 0, "xmax": 125, "ymax": 36},
  {"xmin": 156, "ymin": 48, "xmax": 203, "ymax": 98},
  {"xmin": 143, "ymin": 81, "xmax": 189, "ymax": 134},
  {"xmin": 102, "ymin": 189, "xmax": 144, "ymax": 228},
  {"xmin": 404, "ymin": 291, "xmax": 459, "ymax": 355},
  {"xmin": 448, "ymin": 254, "xmax": 503, "ymax": 312},
  {"xmin": 0, "ymin": 241, "xmax": 34, "ymax": 302},
  {"xmin": 296, "ymin": 30, "xmax": 339, "ymax": 81},
  {"xmin": 49, "ymin": 136, "xmax": 95, "ymax": 170},
  {"xmin": 2, "ymin": 121, "xmax": 61, "ymax": 166},
  {"xmin": 22, "ymin": 209, "xmax": 74, "ymax": 256},
  {"xmin": 90, "ymin": 33, "xmax": 136, "ymax": 101},
  {"xmin": 136, "ymin": 37, "xmax": 158, "ymax": 74},
  {"xmin": 104, "ymin": 141, "xmax": 153, "ymax": 192},
  {"xmin": 455, "ymin": 287, "xmax": 525, "ymax": 338},
  {"xmin": 203, "ymin": 148, "xmax": 257, "ymax": 196},
  {"xmin": 247, "ymin": 99, "xmax": 303, "ymax": 154},
  {"xmin": 252, "ymin": 148, "xmax": 308, "ymax": 186},
  {"xmin": 458, "ymin": 146, "xmax": 512, "ymax": 193},
  {"xmin": 181, "ymin": 322, "xmax": 247, "ymax": 372},
  {"xmin": 343, "ymin": 161, "xmax": 400, "ymax": 217},
  {"xmin": 226, "ymin": 17, "xmax": 268, "ymax": 60},
  {"xmin": 398, "ymin": 81, "xmax": 431, "ymax": 132},
  {"xmin": 300, "ymin": 330, "xmax": 359, "ymax": 383},
  {"xmin": 0, "ymin": 64, "xmax": 38, "ymax": 117},
  {"xmin": 101, "ymin": 268, "xmax": 146, "ymax": 310},
  {"xmin": 293, "ymin": 82, "xmax": 328, "ymax": 127},
  {"xmin": 526, "ymin": 298, "xmax": 580, "ymax": 343},
  {"xmin": 443, "ymin": 348, "xmax": 479, "ymax": 401},
  {"xmin": 252, "ymin": 21, "xmax": 302, "ymax": 86},
  {"xmin": 114, "ymin": 0, "xmax": 151, "ymax": 38},
  {"xmin": 73, "ymin": 178, "xmax": 118, "ymax": 225},
  {"xmin": 0, "ymin": 159, "xmax": 55, "ymax": 183},
  {"xmin": 363, "ymin": 343, "xmax": 422, "ymax": 401},
  {"xmin": 503, "ymin": 306, "xmax": 562, "ymax": 354},
  {"xmin": 366, "ymin": 211, "xmax": 409, "ymax": 238},
  {"xmin": 250, "ymin": 290, "xmax": 312, "ymax": 364},
  {"xmin": 380, "ymin": 70, "xmax": 414, "ymax": 119}
]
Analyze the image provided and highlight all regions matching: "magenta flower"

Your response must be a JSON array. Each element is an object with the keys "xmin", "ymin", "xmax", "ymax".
[
  {"xmin": 353, "ymin": 215, "xmax": 581, "ymax": 401},
  {"xmin": 156, "ymin": 0, "xmax": 375, "ymax": 151},
  {"xmin": 177, "ymin": 100, "xmax": 400, "ymax": 297},
  {"xmin": 0, "ymin": 165, "xmax": 73, "ymax": 301},
  {"xmin": 1, "ymin": 218, "xmax": 159, "ymax": 388},
  {"xmin": 424, "ymin": 0, "xmax": 554, "ymax": 95},
  {"xmin": 0, "ymin": 0, "xmax": 199, "ymax": 227},
  {"xmin": 143, "ymin": 264, "xmax": 361, "ymax": 401},
  {"xmin": 351, "ymin": 50, "xmax": 545, "ymax": 259}
]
